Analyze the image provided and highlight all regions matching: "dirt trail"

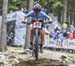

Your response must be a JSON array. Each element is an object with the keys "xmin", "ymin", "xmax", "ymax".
[{"xmin": 0, "ymin": 47, "xmax": 75, "ymax": 66}]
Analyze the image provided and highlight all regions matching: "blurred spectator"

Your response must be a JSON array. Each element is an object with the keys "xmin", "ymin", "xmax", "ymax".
[
  {"xmin": 21, "ymin": 7, "xmax": 28, "ymax": 13},
  {"xmin": 69, "ymin": 32, "xmax": 73, "ymax": 40},
  {"xmin": 73, "ymin": 30, "xmax": 75, "ymax": 39},
  {"xmin": 55, "ymin": 31, "xmax": 60, "ymax": 39},
  {"xmin": 68, "ymin": 25, "xmax": 75, "ymax": 33},
  {"xmin": 49, "ymin": 31, "xmax": 57, "ymax": 39},
  {"xmin": 63, "ymin": 30, "xmax": 68, "ymax": 38},
  {"xmin": 58, "ymin": 32, "xmax": 64, "ymax": 42},
  {"xmin": 62, "ymin": 22, "xmax": 68, "ymax": 30},
  {"xmin": 7, "ymin": 32, "xmax": 14, "ymax": 46},
  {"xmin": 54, "ymin": 26, "xmax": 60, "ymax": 33}
]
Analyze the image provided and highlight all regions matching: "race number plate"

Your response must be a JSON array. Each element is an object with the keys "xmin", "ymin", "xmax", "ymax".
[{"xmin": 33, "ymin": 22, "xmax": 42, "ymax": 28}]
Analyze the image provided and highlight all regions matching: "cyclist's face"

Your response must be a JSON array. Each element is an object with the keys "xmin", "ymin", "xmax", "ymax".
[{"xmin": 34, "ymin": 11, "xmax": 40, "ymax": 16}]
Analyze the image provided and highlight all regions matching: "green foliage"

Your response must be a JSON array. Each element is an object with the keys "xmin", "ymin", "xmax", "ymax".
[
  {"xmin": 8, "ymin": 0, "xmax": 27, "ymax": 12},
  {"xmin": 53, "ymin": 1, "xmax": 63, "ymax": 8},
  {"xmin": 0, "ymin": 0, "xmax": 2, "ymax": 15},
  {"xmin": 38, "ymin": 0, "xmax": 48, "ymax": 6},
  {"xmin": 8, "ymin": 4, "xmax": 19, "ymax": 11},
  {"xmin": 0, "ymin": 0, "xmax": 63, "ymax": 13},
  {"xmin": 34, "ymin": 0, "xmax": 63, "ymax": 12},
  {"xmin": 0, "ymin": 0, "xmax": 2, "ymax": 8}
]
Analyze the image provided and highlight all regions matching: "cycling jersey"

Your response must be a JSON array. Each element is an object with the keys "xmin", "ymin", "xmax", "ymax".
[
  {"xmin": 25, "ymin": 10, "xmax": 50, "ymax": 30},
  {"xmin": 26, "ymin": 11, "xmax": 49, "ymax": 19}
]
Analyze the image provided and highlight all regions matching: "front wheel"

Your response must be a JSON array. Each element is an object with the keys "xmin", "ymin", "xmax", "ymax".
[{"xmin": 33, "ymin": 29, "xmax": 39, "ymax": 60}]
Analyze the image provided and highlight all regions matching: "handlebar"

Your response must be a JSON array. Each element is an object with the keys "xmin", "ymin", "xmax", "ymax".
[
  {"xmin": 22, "ymin": 21, "xmax": 53, "ymax": 25},
  {"xmin": 44, "ymin": 21, "xmax": 52, "ymax": 24},
  {"xmin": 22, "ymin": 21, "xmax": 31, "ymax": 25}
]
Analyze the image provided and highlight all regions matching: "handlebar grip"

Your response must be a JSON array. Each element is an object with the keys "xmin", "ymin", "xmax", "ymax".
[
  {"xmin": 44, "ymin": 21, "xmax": 53, "ymax": 24},
  {"xmin": 22, "ymin": 21, "xmax": 31, "ymax": 25},
  {"xmin": 48, "ymin": 21, "xmax": 52, "ymax": 24},
  {"xmin": 22, "ymin": 21, "xmax": 26, "ymax": 24}
]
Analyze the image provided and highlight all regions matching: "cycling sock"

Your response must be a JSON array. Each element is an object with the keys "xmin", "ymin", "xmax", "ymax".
[
  {"xmin": 30, "ymin": 42, "xmax": 33, "ymax": 45},
  {"xmin": 40, "ymin": 44, "xmax": 43, "ymax": 50},
  {"xmin": 40, "ymin": 44, "xmax": 43, "ymax": 53},
  {"xmin": 29, "ymin": 42, "xmax": 33, "ymax": 50},
  {"xmin": 40, "ymin": 44, "xmax": 43, "ymax": 48}
]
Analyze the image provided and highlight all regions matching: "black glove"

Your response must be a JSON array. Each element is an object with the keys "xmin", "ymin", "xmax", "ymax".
[
  {"xmin": 22, "ymin": 21, "xmax": 26, "ymax": 24},
  {"xmin": 48, "ymin": 21, "xmax": 52, "ymax": 24}
]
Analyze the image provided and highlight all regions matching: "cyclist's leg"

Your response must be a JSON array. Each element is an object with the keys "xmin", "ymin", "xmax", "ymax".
[
  {"xmin": 40, "ymin": 29, "xmax": 45, "ymax": 53},
  {"xmin": 30, "ymin": 29, "xmax": 34, "ymax": 50},
  {"xmin": 40, "ymin": 30, "xmax": 45, "ymax": 44}
]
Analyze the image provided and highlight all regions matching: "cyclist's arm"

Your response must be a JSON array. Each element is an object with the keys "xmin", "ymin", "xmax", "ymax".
[
  {"xmin": 22, "ymin": 11, "xmax": 34, "ymax": 24},
  {"xmin": 48, "ymin": 16, "xmax": 52, "ymax": 23},
  {"xmin": 24, "ymin": 11, "xmax": 34, "ymax": 20},
  {"xmin": 41, "ymin": 11, "xmax": 52, "ymax": 22}
]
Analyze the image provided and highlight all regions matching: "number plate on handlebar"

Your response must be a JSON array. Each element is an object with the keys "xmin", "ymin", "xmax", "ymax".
[{"xmin": 33, "ymin": 22, "xmax": 42, "ymax": 28}]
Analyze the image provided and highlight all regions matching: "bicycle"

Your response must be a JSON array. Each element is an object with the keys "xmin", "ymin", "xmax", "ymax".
[{"xmin": 22, "ymin": 18, "xmax": 52, "ymax": 60}]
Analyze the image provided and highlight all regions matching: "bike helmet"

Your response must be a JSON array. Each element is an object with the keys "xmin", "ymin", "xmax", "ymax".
[{"xmin": 33, "ymin": 4, "xmax": 42, "ymax": 12}]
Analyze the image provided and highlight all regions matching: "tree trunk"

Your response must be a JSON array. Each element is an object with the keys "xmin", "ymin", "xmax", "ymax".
[
  {"xmin": 0, "ymin": 0, "xmax": 8, "ymax": 52},
  {"xmin": 24, "ymin": 0, "xmax": 33, "ymax": 49},
  {"xmin": 64, "ymin": 0, "xmax": 68, "ymax": 23}
]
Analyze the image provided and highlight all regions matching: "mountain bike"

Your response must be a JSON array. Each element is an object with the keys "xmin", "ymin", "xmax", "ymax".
[
  {"xmin": 22, "ymin": 18, "xmax": 52, "ymax": 60},
  {"xmin": 22, "ymin": 19, "xmax": 42, "ymax": 60}
]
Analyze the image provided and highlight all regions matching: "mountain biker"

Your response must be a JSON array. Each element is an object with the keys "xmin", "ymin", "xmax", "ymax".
[{"xmin": 24, "ymin": 4, "xmax": 52, "ymax": 53}]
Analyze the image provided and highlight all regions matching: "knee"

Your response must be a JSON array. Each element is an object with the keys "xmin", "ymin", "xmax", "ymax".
[{"xmin": 40, "ymin": 30, "xmax": 45, "ymax": 37}]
